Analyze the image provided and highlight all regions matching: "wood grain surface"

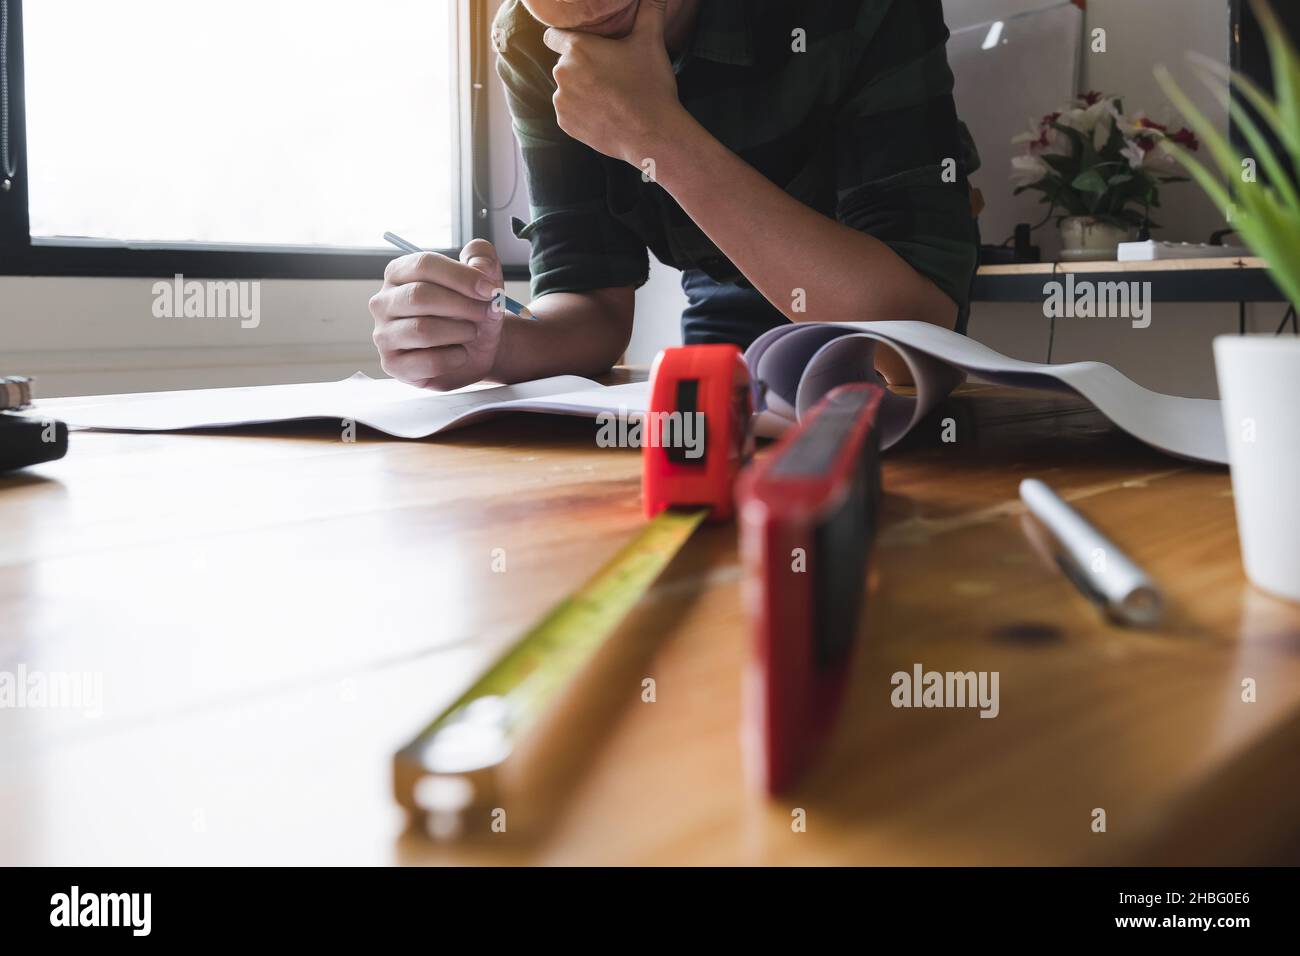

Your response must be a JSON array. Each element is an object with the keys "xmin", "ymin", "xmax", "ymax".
[{"xmin": 1, "ymin": 384, "xmax": 1297, "ymax": 865}]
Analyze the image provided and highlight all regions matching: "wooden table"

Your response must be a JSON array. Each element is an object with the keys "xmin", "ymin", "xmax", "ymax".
[{"xmin": 2, "ymin": 384, "xmax": 1299, "ymax": 865}]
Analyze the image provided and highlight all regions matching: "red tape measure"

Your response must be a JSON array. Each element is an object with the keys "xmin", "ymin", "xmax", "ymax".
[{"xmin": 642, "ymin": 344, "xmax": 754, "ymax": 522}]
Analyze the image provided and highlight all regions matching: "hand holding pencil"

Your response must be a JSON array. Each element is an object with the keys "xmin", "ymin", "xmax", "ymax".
[{"xmin": 370, "ymin": 233, "xmax": 531, "ymax": 392}]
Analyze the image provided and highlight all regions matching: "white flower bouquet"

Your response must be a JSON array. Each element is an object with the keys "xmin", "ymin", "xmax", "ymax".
[{"xmin": 1011, "ymin": 91, "xmax": 1200, "ymax": 231}]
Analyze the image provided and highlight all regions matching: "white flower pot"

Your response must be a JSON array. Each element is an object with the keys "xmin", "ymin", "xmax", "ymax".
[
  {"xmin": 1058, "ymin": 216, "xmax": 1132, "ymax": 262},
  {"xmin": 1214, "ymin": 336, "xmax": 1300, "ymax": 604}
]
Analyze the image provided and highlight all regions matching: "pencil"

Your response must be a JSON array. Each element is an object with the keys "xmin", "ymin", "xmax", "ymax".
[{"xmin": 382, "ymin": 232, "xmax": 532, "ymax": 319}]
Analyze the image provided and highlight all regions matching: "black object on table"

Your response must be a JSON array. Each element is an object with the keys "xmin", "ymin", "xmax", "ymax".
[{"xmin": 1, "ymin": 376, "xmax": 68, "ymax": 473}]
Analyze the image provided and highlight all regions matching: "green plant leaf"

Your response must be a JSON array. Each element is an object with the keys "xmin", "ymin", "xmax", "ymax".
[
  {"xmin": 1072, "ymin": 169, "xmax": 1110, "ymax": 194},
  {"xmin": 1228, "ymin": 99, "xmax": 1300, "ymax": 213},
  {"xmin": 1155, "ymin": 65, "xmax": 1256, "ymax": 187},
  {"xmin": 1225, "ymin": 64, "xmax": 1300, "ymax": 170},
  {"xmin": 1102, "ymin": 119, "xmax": 1130, "ymax": 161},
  {"xmin": 1254, "ymin": 0, "xmax": 1300, "ymax": 159},
  {"xmin": 1051, "ymin": 121, "xmax": 1097, "ymax": 168},
  {"xmin": 1160, "ymin": 139, "xmax": 1237, "ymax": 219},
  {"xmin": 1185, "ymin": 50, "xmax": 1300, "ymax": 212},
  {"xmin": 1160, "ymin": 30, "xmax": 1300, "ymax": 314}
]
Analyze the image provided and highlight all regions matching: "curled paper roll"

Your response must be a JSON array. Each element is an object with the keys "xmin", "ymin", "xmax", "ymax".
[{"xmin": 742, "ymin": 320, "xmax": 1227, "ymax": 464}]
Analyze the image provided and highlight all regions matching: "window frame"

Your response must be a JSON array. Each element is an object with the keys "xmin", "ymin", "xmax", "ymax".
[{"xmin": 0, "ymin": 0, "xmax": 487, "ymax": 280}]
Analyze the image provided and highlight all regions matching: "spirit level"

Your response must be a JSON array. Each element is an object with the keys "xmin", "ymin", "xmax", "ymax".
[{"xmin": 737, "ymin": 383, "xmax": 885, "ymax": 794}]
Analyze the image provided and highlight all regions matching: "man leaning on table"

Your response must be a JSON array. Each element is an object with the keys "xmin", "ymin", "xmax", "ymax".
[{"xmin": 370, "ymin": 0, "xmax": 981, "ymax": 389}]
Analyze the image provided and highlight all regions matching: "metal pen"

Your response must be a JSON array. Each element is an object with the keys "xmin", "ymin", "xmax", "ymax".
[
  {"xmin": 1019, "ymin": 478, "xmax": 1165, "ymax": 627},
  {"xmin": 382, "ymin": 232, "xmax": 531, "ymax": 319}
]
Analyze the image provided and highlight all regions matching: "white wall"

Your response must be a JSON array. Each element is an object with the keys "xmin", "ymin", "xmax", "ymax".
[{"xmin": 1, "ymin": 276, "xmax": 382, "ymax": 397}]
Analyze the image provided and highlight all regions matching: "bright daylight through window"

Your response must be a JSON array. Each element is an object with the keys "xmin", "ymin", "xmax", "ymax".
[{"xmin": 21, "ymin": 0, "xmax": 460, "ymax": 252}]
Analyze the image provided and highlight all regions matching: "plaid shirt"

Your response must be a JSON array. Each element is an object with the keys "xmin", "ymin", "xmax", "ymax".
[{"xmin": 494, "ymin": 0, "xmax": 980, "ymax": 313}]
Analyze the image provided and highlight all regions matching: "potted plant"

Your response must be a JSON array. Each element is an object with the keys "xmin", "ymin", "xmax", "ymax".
[
  {"xmin": 1010, "ymin": 92, "xmax": 1200, "ymax": 260},
  {"xmin": 1156, "ymin": 0, "xmax": 1300, "ymax": 605}
]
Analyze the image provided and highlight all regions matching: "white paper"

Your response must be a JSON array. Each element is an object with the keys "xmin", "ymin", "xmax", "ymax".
[
  {"xmin": 31, "ymin": 373, "xmax": 651, "ymax": 440},
  {"xmin": 745, "ymin": 320, "xmax": 1228, "ymax": 465},
  {"xmin": 30, "ymin": 323, "xmax": 1228, "ymax": 465}
]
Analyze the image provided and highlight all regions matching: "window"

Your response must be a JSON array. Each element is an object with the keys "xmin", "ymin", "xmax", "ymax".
[{"xmin": 1, "ymin": 0, "xmax": 482, "ymax": 278}]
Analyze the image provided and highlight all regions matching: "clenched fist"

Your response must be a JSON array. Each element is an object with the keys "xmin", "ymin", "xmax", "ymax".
[{"xmin": 542, "ymin": 0, "xmax": 682, "ymax": 167}]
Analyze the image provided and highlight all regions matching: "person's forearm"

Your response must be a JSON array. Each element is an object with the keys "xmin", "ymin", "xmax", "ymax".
[
  {"xmin": 650, "ymin": 113, "xmax": 958, "ymax": 329},
  {"xmin": 488, "ymin": 288, "xmax": 634, "ymax": 383}
]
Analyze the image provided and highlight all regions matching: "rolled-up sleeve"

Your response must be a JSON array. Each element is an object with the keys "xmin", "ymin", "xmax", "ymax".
[
  {"xmin": 832, "ymin": 0, "xmax": 980, "ymax": 312},
  {"xmin": 494, "ymin": 4, "xmax": 649, "ymax": 299}
]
